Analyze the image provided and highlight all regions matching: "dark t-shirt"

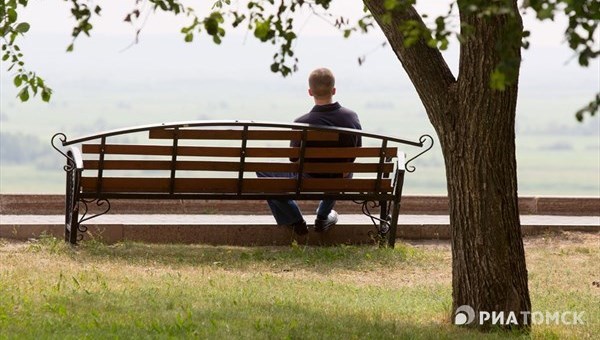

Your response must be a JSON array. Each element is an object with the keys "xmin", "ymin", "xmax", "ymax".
[{"xmin": 292, "ymin": 102, "xmax": 362, "ymax": 177}]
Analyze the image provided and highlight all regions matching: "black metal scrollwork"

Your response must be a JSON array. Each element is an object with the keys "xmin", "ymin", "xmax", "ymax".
[
  {"xmin": 352, "ymin": 200, "xmax": 391, "ymax": 235},
  {"xmin": 51, "ymin": 133, "xmax": 75, "ymax": 172},
  {"xmin": 404, "ymin": 134, "xmax": 434, "ymax": 173},
  {"xmin": 76, "ymin": 198, "xmax": 111, "ymax": 240}
]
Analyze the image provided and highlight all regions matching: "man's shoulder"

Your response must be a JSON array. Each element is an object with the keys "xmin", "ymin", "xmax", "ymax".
[
  {"xmin": 338, "ymin": 106, "xmax": 361, "ymax": 128},
  {"xmin": 293, "ymin": 112, "xmax": 313, "ymax": 124},
  {"xmin": 338, "ymin": 106, "xmax": 359, "ymax": 117}
]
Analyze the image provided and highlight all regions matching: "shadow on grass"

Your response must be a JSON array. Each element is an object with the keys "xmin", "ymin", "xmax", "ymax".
[
  {"xmin": 8, "ymin": 285, "xmax": 532, "ymax": 339},
  {"xmin": 29, "ymin": 235, "xmax": 432, "ymax": 273}
]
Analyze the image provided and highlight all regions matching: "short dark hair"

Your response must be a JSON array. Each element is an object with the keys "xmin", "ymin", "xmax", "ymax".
[{"xmin": 309, "ymin": 68, "xmax": 335, "ymax": 98}]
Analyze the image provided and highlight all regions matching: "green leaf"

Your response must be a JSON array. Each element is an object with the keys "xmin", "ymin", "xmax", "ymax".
[
  {"xmin": 404, "ymin": 36, "xmax": 418, "ymax": 47},
  {"xmin": 42, "ymin": 90, "xmax": 51, "ymax": 102},
  {"xmin": 15, "ymin": 22, "xmax": 30, "ymax": 33},
  {"xmin": 184, "ymin": 33, "xmax": 193, "ymax": 42},
  {"xmin": 439, "ymin": 38, "xmax": 449, "ymax": 50},
  {"xmin": 254, "ymin": 20, "xmax": 270, "ymax": 40},
  {"xmin": 18, "ymin": 86, "xmax": 29, "ymax": 102},
  {"xmin": 13, "ymin": 75, "xmax": 22, "ymax": 87},
  {"xmin": 66, "ymin": 44, "xmax": 74, "ymax": 52},
  {"xmin": 285, "ymin": 32, "xmax": 296, "ymax": 41},
  {"xmin": 8, "ymin": 9, "xmax": 17, "ymax": 24},
  {"xmin": 537, "ymin": 7, "xmax": 554, "ymax": 20},
  {"xmin": 384, "ymin": 0, "xmax": 398, "ymax": 11},
  {"xmin": 490, "ymin": 69, "xmax": 507, "ymax": 91},
  {"xmin": 204, "ymin": 17, "xmax": 219, "ymax": 35}
]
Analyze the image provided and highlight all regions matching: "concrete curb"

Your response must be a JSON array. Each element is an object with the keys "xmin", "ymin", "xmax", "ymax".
[{"xmin": 2, "ymin": 214, "xmax": 598, "ymax": 245}]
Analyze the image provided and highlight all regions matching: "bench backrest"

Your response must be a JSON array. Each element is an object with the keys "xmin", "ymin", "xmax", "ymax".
[{"xmin": 63, "ymin": 122, "xmax": 411, "ymax": 199}]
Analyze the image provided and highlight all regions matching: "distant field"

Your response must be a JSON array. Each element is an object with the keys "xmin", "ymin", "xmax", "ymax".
[
  {"xmin": 1, "ymin": 135, "xmax": 597, "ymax": 195},
  {"xmin": 1, "ymin": 78, "xmax": 598, "ymax": 195},
  {"xmin": 1, "ymin": 149, "xmax": 598, "ymax": 196}
]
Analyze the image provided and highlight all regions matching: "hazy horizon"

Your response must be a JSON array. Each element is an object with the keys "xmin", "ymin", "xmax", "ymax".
[{"xmin": 1, "ymin": 2, "xmax": 598, "ymax": 195}]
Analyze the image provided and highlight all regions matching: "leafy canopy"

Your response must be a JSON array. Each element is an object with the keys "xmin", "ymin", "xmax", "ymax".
[{"xmin": 1, "ymin": 0, "xmax": 597, "ymax": 118}]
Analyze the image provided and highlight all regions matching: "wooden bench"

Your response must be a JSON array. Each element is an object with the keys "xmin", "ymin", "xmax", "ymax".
[{"xmin": 52, "ymin": 121, "xmax": 432, "ymax": 247}]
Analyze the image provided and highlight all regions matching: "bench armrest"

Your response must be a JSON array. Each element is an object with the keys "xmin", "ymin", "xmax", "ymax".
[
  {"xmin": 397, "ymin": 152, "xmax": 406, "ymax": 171},
  {"xmin": 67, "ymin": 146, "xmax": 84, "ymax": 170}
]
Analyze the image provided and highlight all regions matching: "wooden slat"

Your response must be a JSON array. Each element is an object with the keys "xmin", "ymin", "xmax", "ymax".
[
  {"xmin": 83, "ymin": 144, "xmax": 241, "ymax": 157},
  {"xmin": 300, "ymin": 178, "xmax": 392, "ymax": 192},
  {"xmin": 83, "ymin": 144, "xmax": 173, "ymax": 156},
  {"xmin": 149, "ymin": 128, "xmax": 340, "ymax": 141},
  {"xmin": 81, "ymin": 178, "xmax": 235, "ymax": 193},
  {"xmin": 82, "ymin": 144, "xmax": 397, "ymax": 158},
  {"xmin": 82, "ymin": 160, "xmax": 394, "ymax": 173},
  {"xmin": 303, "ymin": 162, "xmax": 394, "ymax": 173},
  {"xmin": 303, "ymin": 147, "xmax": 397, "ymax": 158},
  {"xmin": 244, "ymin": 147, "xmax": 397, "ymax": 158},
  {"xmin": 81, "ymin": 177, "xmax": 393, "ymax": 194}
]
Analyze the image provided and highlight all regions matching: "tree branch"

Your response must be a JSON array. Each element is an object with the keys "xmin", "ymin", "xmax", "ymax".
[{"xmin": 363, "ymin": 0, "xmax": 456, "ymax": 122}]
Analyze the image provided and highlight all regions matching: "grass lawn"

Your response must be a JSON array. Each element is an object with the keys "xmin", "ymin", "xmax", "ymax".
[{"xmin": 0, "ymin": 232, "xmax": 598, "ymax": 339}]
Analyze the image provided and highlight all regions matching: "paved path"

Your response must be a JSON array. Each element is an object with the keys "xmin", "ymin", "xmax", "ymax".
[
  {"xmin": 1, "ymin": 214, "xmax": 599, "ymax": 226},
  {"xmin": 2, "ymin": 214, "xmax": 597, "ymax": 244}
]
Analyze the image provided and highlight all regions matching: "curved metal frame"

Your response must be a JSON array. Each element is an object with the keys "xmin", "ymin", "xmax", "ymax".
[
  {"xmin": 53, "ymin": 135, "xmax": 110, "ymax": 243},
  {"xmin": 352, "ymin": 200, "xmax": 390, "ymax": 229},
  {"xmin": 405, "ymin": 134, "xmax": 434, "ymax": 173},
  {"xmin": 352, "ymin": 199, "xmax": 392, "ymax": 242},
  {"xmin": 52, "ymin": 133, "xmax": 75, "ymax": 172},
  {"xmin": 74, "ymin": 198, "xmax": 111, "ymax": 241},
  {"xmin": 58, "ymin": 120, "xmax": 425, "ymax": 147},
  {"xmin": 79, "ymin": 198, "xmax": 111, "ymax": 223}
]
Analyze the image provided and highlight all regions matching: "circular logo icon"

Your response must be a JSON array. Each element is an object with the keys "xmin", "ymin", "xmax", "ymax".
[{"xmin": 454, "ymin": 305, "xmax": 476, "ymax": 325}]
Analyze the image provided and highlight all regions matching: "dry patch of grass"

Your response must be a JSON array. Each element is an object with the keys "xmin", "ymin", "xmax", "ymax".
[{"xmin": 0, "ymin": 232, "xmax": 598, "ymax": 339}]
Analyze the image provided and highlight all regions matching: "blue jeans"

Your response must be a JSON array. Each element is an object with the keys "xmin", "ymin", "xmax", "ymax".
[{"xmin": 256, "ymin": 171, "xmax": 336, "ymax": 225}]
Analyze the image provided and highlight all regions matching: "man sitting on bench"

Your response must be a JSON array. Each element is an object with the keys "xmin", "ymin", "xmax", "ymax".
[{"xmin": 257, "ymin": 67, "xmax": 362, "ymax": 235}]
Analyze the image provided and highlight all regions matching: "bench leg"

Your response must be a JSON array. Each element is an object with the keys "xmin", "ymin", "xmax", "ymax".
[
  {"xmin": 387, "ymin": 199, "xmax": 400, "ymax": 248},
  {"xmin": 66, "ymin": 206, "xmax": 80, "ymax": 244},
  {"xmin": 64, "ymin": 164, "xmax": 80, "ymax": 244},
  {"xmin": 387, "ymin": 170, "xmax": 405, "ymax": 248},
  {"xmin": 378, "ymin": 200, "xmax": 389, "ymax": 247}
]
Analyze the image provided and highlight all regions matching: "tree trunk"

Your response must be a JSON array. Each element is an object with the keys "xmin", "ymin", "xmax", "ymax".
[{"xmin": 364, "ymin": 0, "xmax": 531, "ymax": 329}]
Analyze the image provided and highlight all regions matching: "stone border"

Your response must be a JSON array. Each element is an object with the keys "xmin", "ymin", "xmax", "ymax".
[
  {"xmin": 1, "ymin": 223, "xmax": 598, "ymax": 245},
  {"xmin": 1, "ymin": 194, "xmax": 598, "ymax": 216}
]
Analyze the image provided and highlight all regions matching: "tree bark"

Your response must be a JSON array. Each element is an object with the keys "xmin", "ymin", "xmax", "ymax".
[{"xmin": 363, "ymin": 0, "xmax": 531, "ymax": 328}]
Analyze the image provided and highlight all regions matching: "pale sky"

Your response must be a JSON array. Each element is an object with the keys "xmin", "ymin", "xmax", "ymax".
[
  {"xmin": 19, "ymin": 0, "xmax": 570, "ymax": 45},
  {"xmin": 3, "ymin": 1, "xmax": 597, "ymax": 124}
]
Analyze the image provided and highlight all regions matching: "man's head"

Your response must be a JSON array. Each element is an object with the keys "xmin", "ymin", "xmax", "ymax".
[{"xmin": 308, "ymin": 68, "xmax": 336, "ymax": 103}]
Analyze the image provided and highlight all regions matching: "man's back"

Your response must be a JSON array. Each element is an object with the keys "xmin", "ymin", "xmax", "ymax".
[
  {"xmin": 293, "ymin": 102, "xmax": 362, "ymax": 177},
  {"xmin": 294, "ymin": 102, "xmax": 362, "ymax": 146},
  {"xmin": 258, "ymin": 67, "xmax": 355, "ymax": 234}
]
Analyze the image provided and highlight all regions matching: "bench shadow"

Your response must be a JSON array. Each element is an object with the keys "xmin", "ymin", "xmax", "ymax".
[{"xmin": 53, "ymin": 237, "xmax": 428, "ymax": 274}]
